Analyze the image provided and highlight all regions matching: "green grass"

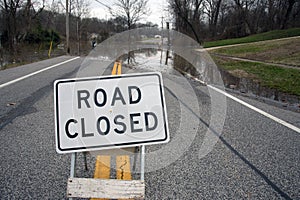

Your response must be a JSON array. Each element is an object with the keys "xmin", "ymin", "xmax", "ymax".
[
  {"xmin": 210, "ymin": 37, "xmax": 300, "ymax": 66},
  {"xmin": 212, "ymin": 44, "xmax": 266, "ymax": 55},
  {"xmin": 204, "ymin": 28, "xmax": 300, "ymax": 48},
  {"xmin": 214, "ymin": 57, "xmax": 300, "ymax": 96}
]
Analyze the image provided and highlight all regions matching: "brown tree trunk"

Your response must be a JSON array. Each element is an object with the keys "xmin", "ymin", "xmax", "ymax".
[
  {"xmin": 211, "ymin": 0, "xmax": 222, "ymax": 37},
  {"xmin": 280, "ymin": 0, "xmax": 296, "ymax": 29}
]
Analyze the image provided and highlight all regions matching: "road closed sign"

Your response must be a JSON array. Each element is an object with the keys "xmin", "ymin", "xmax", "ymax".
[{"xmin": 54, "ymin": 72, "xmax": 169, "ymax": 153}]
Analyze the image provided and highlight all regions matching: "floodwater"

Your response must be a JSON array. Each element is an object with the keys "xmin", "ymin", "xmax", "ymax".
[
  {"xmin": 125, "ymin": 49, "xmax": 300, "ymax": 112},
  {"xmin": 121, "ymin": 49, "xmax": 175, "ymax": 74}
]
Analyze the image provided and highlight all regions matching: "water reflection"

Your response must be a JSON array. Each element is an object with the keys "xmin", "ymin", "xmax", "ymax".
[
  {"xmin": 120, "ymin": 49, "xmax": 175, "ymax": 74},
  {"xmin": 125, "ymin": 49, "xmax": 300, "ymax": 111}
]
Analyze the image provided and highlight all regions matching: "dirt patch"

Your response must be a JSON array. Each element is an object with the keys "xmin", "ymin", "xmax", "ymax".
[
  {"xmin": 229, "ymin": 69, "xmax": 251, "ymax": 78},
  {"xmin": 212, "ymin": 37, "xmax": 300, "ymax": 67},
  {"xmin": 247, "ymin": 39, "xmax": 300, "ymax": 66}
]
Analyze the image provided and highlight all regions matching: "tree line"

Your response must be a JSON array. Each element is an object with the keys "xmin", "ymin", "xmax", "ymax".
[
  {"xmin": 1, "ymin": 0, "xmax": 299, "ymax": 57},
  {"xmin": 169, "ymin": 0, "xmax": 300, "ymax": 44},
  {"xmin": 0, "ymin": 0, "xmax": 156, "ymax": 57}
]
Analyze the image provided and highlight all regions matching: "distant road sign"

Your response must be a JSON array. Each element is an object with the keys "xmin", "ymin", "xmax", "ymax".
[{"xmin": 54, "ymin": 72, "xmax": 169, "ymax": 153}]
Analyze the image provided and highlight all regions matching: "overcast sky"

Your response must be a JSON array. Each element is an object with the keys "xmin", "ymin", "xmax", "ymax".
[{"xmin": 89, "ymin": 0, "xmax": 169, "ymax": 26}]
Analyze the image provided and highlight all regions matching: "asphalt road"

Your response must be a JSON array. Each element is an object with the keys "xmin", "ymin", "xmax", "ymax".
[{"xmin": 0, "ymin": 55, "xmax": 299, "ymax": 199}]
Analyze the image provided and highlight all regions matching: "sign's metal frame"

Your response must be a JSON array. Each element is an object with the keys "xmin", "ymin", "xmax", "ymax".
[{"xmin": 67, "ymin": 61, "xmax": 146, "ymax": 199}]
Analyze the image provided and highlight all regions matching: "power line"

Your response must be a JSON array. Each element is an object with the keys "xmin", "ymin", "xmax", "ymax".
[{"xmin": 94, "ymin": 0, "xmax": 111, "ymax": 9}]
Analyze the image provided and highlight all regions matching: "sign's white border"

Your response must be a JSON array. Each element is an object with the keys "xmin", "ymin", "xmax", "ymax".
[{"xmin": 54, "ymin": 72, "xmax": 169, "ymax": 153}]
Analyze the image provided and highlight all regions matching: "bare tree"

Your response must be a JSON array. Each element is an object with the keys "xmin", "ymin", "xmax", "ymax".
[
  {"xmin": 57, "ymin": 0, "xmax": 90, "ymax": 54},
  {"xmin": 23, "ymin": 0, "xmax": 45, "ymax": 35},
  {"xmin": 0, "ymin": 0, "xmax": 45, "ymax": 55},
  {"xmin": 232, "ymin": 0, "xmax": 257, "ymax": 35},
  {"xmin": 70, "ymin": 0, "xmax": 90, "ymax": 54},
  {"xmin": 0, "ymin": 0, "xmax": 22, "ymax": 54},
  {"xmin": 203, "ymin": 0, "xmax": 223, "ymax": 37},
  {"xmin": 280, "ymin": 0, "xmax": 297, "ymax": 29},
  {"xmin": 95, "ymin": 0, "xmax": 150, "ymax": 64},
  {"xmin": 108, "ymin": 0, "xmax": 150, "ymax": 30},
  {"xmin": 70, "ymin": 0, "xmax": 90, "ymax": 16},
  {"xmin": 169, "ymin": 0, "xmax": 204, "ymax": 44},
  {"xmin": 261, "ymin": 0, "xmax": 300, "ymax": 30}
]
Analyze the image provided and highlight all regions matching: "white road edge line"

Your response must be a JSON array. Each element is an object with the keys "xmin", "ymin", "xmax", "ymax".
[
  {"xmin": 209, "ymin": 85, "xmax": 300, "ymax": 133},
  {"xmin": 182, "ymin": 70, "xmax": 300, "ymax": 134},
  {"xmin": 0, "ymin": 57, "xmax": 80, "ymax": 89}
]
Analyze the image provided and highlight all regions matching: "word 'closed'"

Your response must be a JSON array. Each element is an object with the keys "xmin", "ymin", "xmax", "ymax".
[{"xmin": 54, "ymin": 73, "xmax": 169, "ymax": 153}]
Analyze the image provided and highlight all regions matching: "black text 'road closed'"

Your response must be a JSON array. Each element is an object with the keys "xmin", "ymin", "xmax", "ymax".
[{"xmin": 54, "ymin": 72, "xmax": 169, "ymax": 153}]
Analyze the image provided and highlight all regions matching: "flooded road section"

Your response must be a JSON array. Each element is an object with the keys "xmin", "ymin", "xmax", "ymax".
[
  {"xmin": 120, "ymin": 49, "xmax": 175, "ymax": 74},
  {"xmin": 122, "ymin": 49, "xmax": 300, "ymax": 112}
]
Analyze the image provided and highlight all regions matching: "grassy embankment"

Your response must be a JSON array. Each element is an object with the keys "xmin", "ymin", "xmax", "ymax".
[
  {"xmin": 205, "ymin": 28, "xmax": 300, "ymax": 96},
  {"xmin": 204, "ymin": 28, "xmax": 300, "ymax": 48}
]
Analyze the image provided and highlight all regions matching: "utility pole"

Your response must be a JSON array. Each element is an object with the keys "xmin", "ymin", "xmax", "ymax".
[
  {"xmin": 160, "ymin": 16, "xmax": 164, "ymax": 64},
  {"xmin": 66, "ymin": 0, "xmax": 70, "ymax": 54},
  {"xmin": 165, "ymin": 22, "xmax": 170, "ymax": 65},
  {"xmin": 77, "ymin": 20, "xmax": 79, "ymax": 55},
  {"xmin": 161, "ymin": 16, "xmax": 164, "ymax": 29}
]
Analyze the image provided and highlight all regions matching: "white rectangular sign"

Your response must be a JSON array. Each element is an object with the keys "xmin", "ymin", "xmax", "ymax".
[{"xmin": 54, "ymin": 72, "xmax": 169, "ymax": 153}]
